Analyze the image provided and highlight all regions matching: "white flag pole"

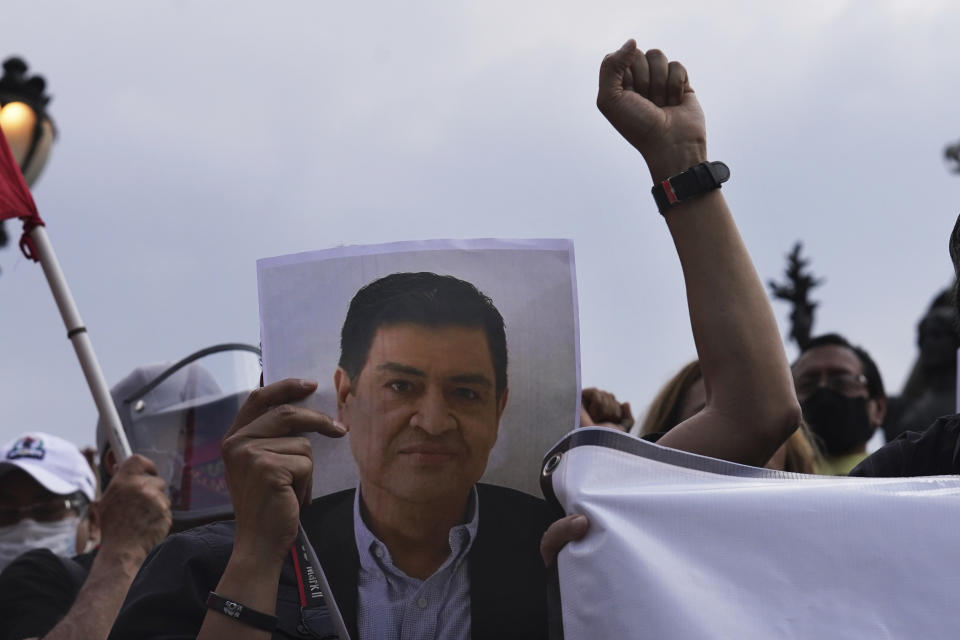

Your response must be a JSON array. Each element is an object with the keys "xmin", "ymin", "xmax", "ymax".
[{"xmin": 27, "ymin": 224, "xmax": 132, "ymax": 462}]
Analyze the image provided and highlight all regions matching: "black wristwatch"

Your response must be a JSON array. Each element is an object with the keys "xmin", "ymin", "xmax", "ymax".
[{"xmin": 651, "ymin": 161, "xmax": 730, "ymax": 215}]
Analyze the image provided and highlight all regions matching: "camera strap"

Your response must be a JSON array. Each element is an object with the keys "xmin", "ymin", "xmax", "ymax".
[{"xmin": 289, "ymin": 524, "xmax": 350, "ymax": 639}]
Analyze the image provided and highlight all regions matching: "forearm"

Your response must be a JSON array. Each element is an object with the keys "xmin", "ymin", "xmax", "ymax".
[
  {"xmin": 41, "ymin": 547, "xmax": 145, "ymax": 640},
  {"xmin": 658, "ymin": 185, "xmax": 800, "ymax": 465},
  {"xmin": 197, "ymin": 550, "xmax": 283, "ymax": 640},
  {"xmin": 594, "ymin": 42, "xmax": 801, "ymax": 464},
  {"xmin": 199, "ymin": 378, "xmax": 332, "ymax": 639}
]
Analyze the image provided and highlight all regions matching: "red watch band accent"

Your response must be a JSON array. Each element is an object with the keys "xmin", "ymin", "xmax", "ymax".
[{"xmin": 661, "ymin": 179, "xmax": 679, "ymax": 205}]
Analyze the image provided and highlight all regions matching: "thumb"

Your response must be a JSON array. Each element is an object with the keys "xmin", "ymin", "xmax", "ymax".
[
  {"xmin": 119, "ymin": 453, "xmax": 158, "ymax": 477},
  {"xmin": 597, "ymin": 39, "xmax": 638, "ymax": 105},
  {"xmin": 540, "ymin": 514, "xmax": 590, "ymax": 567}
]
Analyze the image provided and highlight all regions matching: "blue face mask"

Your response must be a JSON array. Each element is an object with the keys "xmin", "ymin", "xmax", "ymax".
[{"xmin": 0, "ymin": 516, "xmax": 78, "ymax": 571}]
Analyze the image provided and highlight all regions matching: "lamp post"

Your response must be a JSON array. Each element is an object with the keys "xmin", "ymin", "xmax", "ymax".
[
  {"xmin": 0, "ymin": 56, "xmax": 56, "ymax": 248},
  {"xmin": 0, "ymin": 56, "xmax": 134, "ymax": 464}
]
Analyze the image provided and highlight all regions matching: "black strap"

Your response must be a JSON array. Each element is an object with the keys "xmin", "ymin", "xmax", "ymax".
[
  {"xmin": 290, "ymin": 529, "xmax": 342, "ymax": 639},
  {"xmin": 206, "ymin": 591, "xmax": 278, "ymax": 632}
]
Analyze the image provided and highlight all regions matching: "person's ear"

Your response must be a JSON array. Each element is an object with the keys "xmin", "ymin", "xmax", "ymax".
[
  {"xmin": 334, "ymin": 368, "xmax": 353, "ymax": 420},
  {"xmin": 104, "ymin": 449, "xmax": 119, "ymax": 477},
  {"xmin": 867, "ymin": 395, "xmax": 887, "ymax": 427},
  {"xmin": 75, "ymin": 503, "xmax": 100, "ymax": 553},
  {"xmin": 496, "ymin": 387, "xmax": 509, "ymax": 422}
]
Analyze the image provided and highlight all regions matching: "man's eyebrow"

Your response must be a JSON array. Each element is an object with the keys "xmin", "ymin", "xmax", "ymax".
[
  {"xmin": 798, "ymin": 366, "xmax": 860, "ymax": 377},
  {"xmin": 375, "ymin": 364, "xmax": 493, "ymax": 388},
  {"xmin": 449, "ymin": 373, "xmax": 493, "ymax": 388},
  {"xmin": 377, "ymin": 362, "xmax": 426, "ymax": 377},
  {"xmin": 826, "ymin": 367, "xmax": 861, "ymax": 376}
]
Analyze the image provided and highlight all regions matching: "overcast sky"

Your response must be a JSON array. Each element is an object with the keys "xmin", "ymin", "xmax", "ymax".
[{"xmin": 2, "ymin": 0, "xmax": 959, "ymax": 449}]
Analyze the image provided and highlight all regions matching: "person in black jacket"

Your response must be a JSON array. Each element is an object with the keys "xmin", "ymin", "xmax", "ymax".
[
  {"xmin": 848, "ymin": 214, "xmax": 960, "ymax": 478},
  {"xmin": 0, "ymin": 449, "xmax": 169, "ymax": 640}
]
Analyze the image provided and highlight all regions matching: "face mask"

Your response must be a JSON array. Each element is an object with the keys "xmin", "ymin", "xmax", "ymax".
[
  {"xmin": 0, "ymin": 515, "xmax": 79, "ymax": 571},
  {"xmin": 801, "ymin": 387, "xmax": 875, "ymax": 456}
]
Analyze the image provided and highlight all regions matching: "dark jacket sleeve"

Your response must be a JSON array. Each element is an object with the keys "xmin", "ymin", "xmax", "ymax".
[
  {"xmin": 0, "ymin": 549, "xmax": 86, "ymax": 640},
  {"xmin": 108, "ymin": 523, "xmax": 233, "ymax": 640},
  {"xmin": 850, "ymin": 414, "xmax": 960, "ymax": 477}
]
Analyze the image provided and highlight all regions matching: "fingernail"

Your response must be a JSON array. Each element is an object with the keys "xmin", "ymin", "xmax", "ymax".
[
  {"xmin": 300, "ymin": 379, "xmax": 318, "ymax": 390},
  {"xmin": 333, "ymin": 420, "xmax": 347, "ymax": 433},
  {"xmin": 572, "ymin": 515, "xmax": 589, "ymax": 531},
  {"xmin": 620, "ymin": 39, "xmax": 634, "ymax": 52}
]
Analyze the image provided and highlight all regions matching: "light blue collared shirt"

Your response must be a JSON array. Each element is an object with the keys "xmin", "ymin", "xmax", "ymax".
[{"xmin": 354, "ymin": 487, "xmax": 479, "ymax": 640}]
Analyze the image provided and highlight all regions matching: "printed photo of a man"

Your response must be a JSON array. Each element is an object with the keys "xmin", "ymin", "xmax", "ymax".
[
  {"xmin": 255, "ymin": 239, "xmax": 579, "ymax": 498},
  {"xmin": 334, "ymin": 272, "xmax": 510, "ymax": 516}
]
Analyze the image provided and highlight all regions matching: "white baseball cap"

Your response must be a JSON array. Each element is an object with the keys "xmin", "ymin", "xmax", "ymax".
[{"xmin": 0, "ymin": 432, "xmax": 97, "ymax": 502}]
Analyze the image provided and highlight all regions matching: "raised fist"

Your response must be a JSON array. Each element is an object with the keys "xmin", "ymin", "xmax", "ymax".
[
  {"xmin": 95, "ymin": 454, "xmax": 172, "ymax": 560},
  {"xmin": 597, "ymin": 40, "xmax": 707, "ymax": 183}
]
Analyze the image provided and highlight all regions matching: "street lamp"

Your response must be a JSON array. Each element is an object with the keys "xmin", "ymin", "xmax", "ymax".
[
  {"xmin": 0, "ymin": 56, "xmax": 56, "ymax": 247},
  {"xmin": 0, "ymin": 53, "xmax": 135, "ymax": 471}
]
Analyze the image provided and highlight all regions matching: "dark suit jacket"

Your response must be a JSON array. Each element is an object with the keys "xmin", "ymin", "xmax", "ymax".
[{"xmin": 110, "ymin": 484, "xmax": 553, "ymax": 639}]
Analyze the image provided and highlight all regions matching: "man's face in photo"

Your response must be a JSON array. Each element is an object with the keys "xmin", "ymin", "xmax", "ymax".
[{"xmin": 335, "ymin": 322, "xmax": 508, "ymax": 504}]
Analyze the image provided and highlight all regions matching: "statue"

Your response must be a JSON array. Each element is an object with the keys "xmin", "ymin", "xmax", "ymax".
[
  {"xmin": 946, "ymin": 139, "xmax": 960, "ymax": 174},
  {"xmin": 884, "ymin": 287, "xmax": 960, "ymax": 440},
  {"xmin": 768, "ymin": 242, "xmax": 823, "ymax": 350}
]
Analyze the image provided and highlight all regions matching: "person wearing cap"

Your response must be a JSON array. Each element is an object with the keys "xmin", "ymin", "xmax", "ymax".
[
  {"xmin": 0, "ymin": 351, "xmax": 254, "ymax": 640},
  {"xmin": 0, "ymin": 438, "xmax": 171, "ymax": 640},
  {"xmin": 0, "ymin": 432, "xmax": 98, "ymax": 571}
]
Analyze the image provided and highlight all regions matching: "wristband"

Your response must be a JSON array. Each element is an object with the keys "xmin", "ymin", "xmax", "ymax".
[
  {"xmin": 206, "ymin": 591, "xmax": 278, "ymax": 632},
  {"xmin": 651, "ymin": 161, "xmax": 730, "ymax": 215}
]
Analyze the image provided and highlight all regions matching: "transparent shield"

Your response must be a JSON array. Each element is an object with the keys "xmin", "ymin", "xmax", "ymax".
[{"xmin": 124, "ymin": 345, "xmax": 260, "ymax": 524}]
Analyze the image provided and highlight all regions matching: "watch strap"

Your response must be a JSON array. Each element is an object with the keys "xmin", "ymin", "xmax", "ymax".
[{"xmin": 651, "ymin": 161, "xmax": 730, "ymax": 214}]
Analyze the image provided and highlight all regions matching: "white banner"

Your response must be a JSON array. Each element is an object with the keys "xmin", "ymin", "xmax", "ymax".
[{"xmin": 545, "ymin": 428, "xmax": 960, "ymax": 640}]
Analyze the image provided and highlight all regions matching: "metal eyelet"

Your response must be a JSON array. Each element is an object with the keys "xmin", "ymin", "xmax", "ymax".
[{"xmin": 542, "ymin": 453, "xmax": 562, "ymax": 476}]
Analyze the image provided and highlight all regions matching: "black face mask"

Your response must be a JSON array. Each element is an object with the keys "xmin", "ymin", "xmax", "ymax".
[{"xmin": 801, "ymin": 387, "xmax": 875, "ymax": 456}]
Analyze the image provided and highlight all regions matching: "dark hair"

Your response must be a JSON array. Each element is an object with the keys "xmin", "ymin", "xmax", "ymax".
[
  {"xmin": 798, "ymin": 333, "xmax": 885, "ymax": 399},
  {"xmin": 338, "ymin": 272, "xmax": 508, "ymax": 398},
  {"xmin": 640, "ymin": 360, "xmax": 703, "ymax": 436}
]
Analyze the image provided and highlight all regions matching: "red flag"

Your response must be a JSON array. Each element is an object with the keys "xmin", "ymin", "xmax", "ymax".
[{"xmin": 0, "ymin": 126, "xmax": 45, "ymax": 260}]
